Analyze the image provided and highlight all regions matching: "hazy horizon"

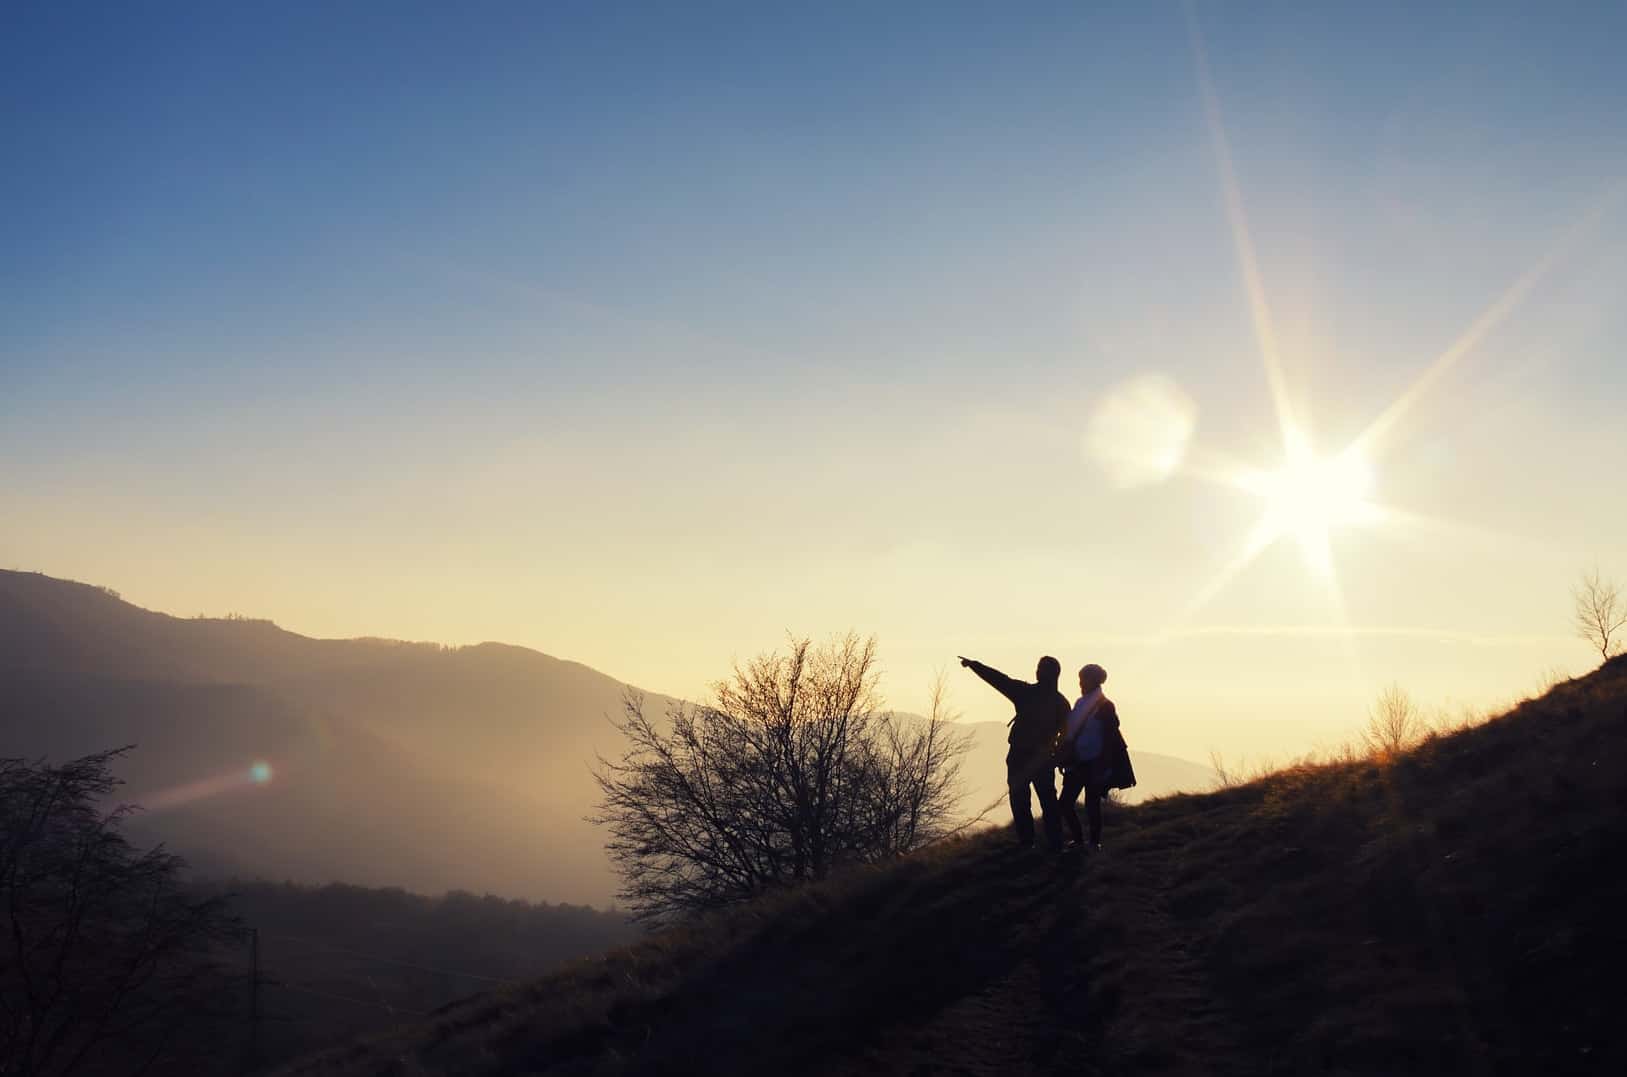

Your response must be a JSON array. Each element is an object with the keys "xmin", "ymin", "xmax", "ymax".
[
  {"xmin": 0, "ymin": 563, "xmax": 1605, "ymax": 767},
  {"xmin": 7, "ymin": 3, "xmax": 1626, "ymax": 762}
]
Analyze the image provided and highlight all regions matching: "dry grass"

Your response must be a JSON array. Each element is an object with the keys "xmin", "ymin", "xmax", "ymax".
[{"xmin": 278, "ymin": 655, "xmax": 1627, "ymax": 1077}]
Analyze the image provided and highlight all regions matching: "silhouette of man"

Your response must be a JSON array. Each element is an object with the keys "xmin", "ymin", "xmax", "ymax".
[{"xmin": 960, "ymin": 655, "xmax": 1069, "ymax": 851}]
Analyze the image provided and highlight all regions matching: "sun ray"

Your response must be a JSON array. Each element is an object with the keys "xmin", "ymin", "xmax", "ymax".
[
  {"xmin": 1187, "ymin": 4, "xmax": 1297, "ymax": 453},
  {"xmin": 1156, "ymin": 512, "xmax": 1285, "ymax": 642},
  {"xmin": 1175, "ymin": 444, "xmax": 1269, "ymax": 492},
  {"xmin": 1173, "ymin": 6, "xmax": 1368, "ymax": 635},
  {"xmin": 1349, "ymin": 182, "xmax": 1626, "ymax": 462},
  {"xmin": 1366, "ymin": 504, "xmax": 1559, "ymax": 558}
]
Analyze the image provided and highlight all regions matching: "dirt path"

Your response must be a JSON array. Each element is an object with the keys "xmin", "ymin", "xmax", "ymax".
[{"xmin": 808, "ymin": 845, "xmax": 1098, "ymax": 1077}]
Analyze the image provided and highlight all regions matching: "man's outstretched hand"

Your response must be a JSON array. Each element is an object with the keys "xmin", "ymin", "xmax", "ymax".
[{"xmin": 958, "ymin": 656, "xmax": 973, "ymax": 669}]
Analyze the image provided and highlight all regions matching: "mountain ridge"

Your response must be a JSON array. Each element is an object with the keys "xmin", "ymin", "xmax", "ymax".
[
  {"xmin": 1, "ymin": 569, "xmax": 1215, "ymax": 907},
  {"xmin": 1, "ymin": 569, "xmax": 673, "ymax": 904}
]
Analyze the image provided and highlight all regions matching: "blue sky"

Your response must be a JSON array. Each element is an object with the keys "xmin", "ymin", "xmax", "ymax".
[
  {"xmin": 5, "ymin": 2, "xmax": 1626, "ymax": 756},
  {"xmin": 8, "ymin": 3, "xmax": 1624, "ymax": 400}
]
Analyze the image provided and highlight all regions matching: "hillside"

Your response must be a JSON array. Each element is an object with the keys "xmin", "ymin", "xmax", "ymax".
[
  {"xmin": 0, "ymin": 570, "xmax": 1216, "ymax": 905},
  {"xmin": 215, "ymin": 880, "xmax": 635, "ymax": 1070},
  {"xmin": 279, "ymin": 656, "xmax": 1627, "ymax": 1076}
]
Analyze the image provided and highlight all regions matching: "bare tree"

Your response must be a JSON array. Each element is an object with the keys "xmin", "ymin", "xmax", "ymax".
[
  {"xmin": 1208, "ymin": 749, "xmax": 1240, "ymax": 790},
  {"xmin": 592, "ymin": 634, "xmax": 970, "ymax": 921},
  {"xmin": 1573, "ymin": 567, "xmax": 1626, "ymax": 663},
  {"xmin": 1362, "ymin": 684, "xmax": 1425, "ymax": 759},
  {"xmin": 852, "ymin": 671, "xmax": 969, "ymax": 857},
  {"xmin": 1, "ymin": 749, "xmax": 243, "ymax": 1077}
]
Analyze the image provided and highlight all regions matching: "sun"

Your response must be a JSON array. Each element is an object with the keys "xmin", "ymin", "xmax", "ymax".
[
  {"xmin": 1155, "ymin": 429, "xmax": 1389, "ymax": 633},
  {"xmin": 1232, "ymin": 437, "xmax": 1380, "ymax": 578}
]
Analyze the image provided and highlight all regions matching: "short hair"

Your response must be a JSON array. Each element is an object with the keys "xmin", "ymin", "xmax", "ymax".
[
  {"xmin": 1037, "ymin": 655, "xmax": 1062, "ymax": 681},
  {"xmin": 1079, "ymin": 663, "xmax": 1108, "ymax": 686}
]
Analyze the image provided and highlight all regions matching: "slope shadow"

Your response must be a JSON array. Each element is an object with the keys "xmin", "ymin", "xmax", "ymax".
[{"xmin": 493, "ymin": 840, "xmax": 1085, "ymax": 1075}]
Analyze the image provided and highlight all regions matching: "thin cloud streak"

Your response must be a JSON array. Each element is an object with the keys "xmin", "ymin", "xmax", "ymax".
[
  {"xmin": 1160, "ymin": 624, "xmax": 1571, "ymax": 647},
  {"xmin": 938, "ymin": 625, "xmax": 1573, "ymax": 650}
]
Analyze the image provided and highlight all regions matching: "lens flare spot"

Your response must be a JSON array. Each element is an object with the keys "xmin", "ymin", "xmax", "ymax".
[
  {"xmin": 143, "ymin": 761, "xmax": 276, "ymax": 812},
  {"xmin": 1083, "ymin": 374, "xmax": 1198, "ymax": 488}
]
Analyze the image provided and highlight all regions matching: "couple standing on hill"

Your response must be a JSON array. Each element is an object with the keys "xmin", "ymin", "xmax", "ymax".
[{"xmin": 959, "ymin": 655, "xmax": 1135, "ymax": 853}]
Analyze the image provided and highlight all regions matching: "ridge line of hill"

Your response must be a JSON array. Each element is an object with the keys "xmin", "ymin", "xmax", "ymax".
[{"xmin": 0, "ymin": 568, "xmax": 617, "ymax": 680}]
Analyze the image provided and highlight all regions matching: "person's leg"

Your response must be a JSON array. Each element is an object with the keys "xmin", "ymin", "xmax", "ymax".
[
  {"xmin": 1033, "ymin": 769, "xmax": 1063, "ymax": 851},
  {"xmin": 1007, "ymin": 764, "xmax": 1036, "ymax": 846},
  {"xmin": 1057, "ymin": 768, "xmax": 1086, "ymax": 845},
  {"xmin": 1085, "ymin": 782, "xmax": 1104, "ymax": 846}
]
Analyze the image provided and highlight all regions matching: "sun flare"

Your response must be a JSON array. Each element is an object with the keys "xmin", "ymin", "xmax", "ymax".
[
  {"xmin": 1236, "ymin": 442, "xmax": 1379, "ymax": 577},
  {"xmin": 1167, "ymin": 10, "xmax": 1611, "ymax": 638}
]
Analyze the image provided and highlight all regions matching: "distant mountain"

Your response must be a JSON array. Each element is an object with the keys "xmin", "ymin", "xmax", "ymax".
[
  {"xmin": 0, "ymin": 570, "xmax": 1212, "ymax": 906},
  {"xmin": 0, "ymin": 570, "xmax": 677, "ymax": 905}
]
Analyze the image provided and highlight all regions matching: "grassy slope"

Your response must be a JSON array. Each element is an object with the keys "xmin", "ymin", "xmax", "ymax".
[{"xmin": 280, "ymin": 656, "xmax": 1627, "ymax": 1077}]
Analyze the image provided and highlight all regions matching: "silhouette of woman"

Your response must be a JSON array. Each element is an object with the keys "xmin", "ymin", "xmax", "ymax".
[{"xmin": 1058, "ymin": 663, "xmax": 1117, "ymax": 851}]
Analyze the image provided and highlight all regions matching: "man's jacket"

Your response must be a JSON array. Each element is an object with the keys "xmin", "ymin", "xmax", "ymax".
[{"xmin": 964, "ymin": 660, "xmax": 1069, "ymax": 770}]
